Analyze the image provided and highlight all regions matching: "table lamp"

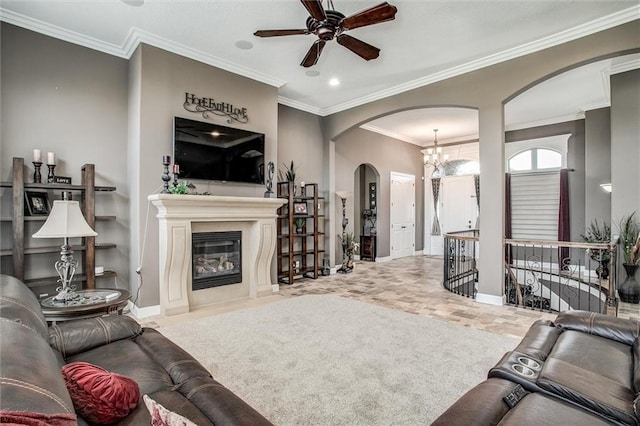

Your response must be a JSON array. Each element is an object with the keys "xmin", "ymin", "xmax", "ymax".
[{"xmin": 32, "ymin": 200, "xmax": 97, "ymax": 301}]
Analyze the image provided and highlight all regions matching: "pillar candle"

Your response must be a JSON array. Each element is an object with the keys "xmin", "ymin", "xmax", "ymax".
[
  {"xmin": 47, "ymin": 152, "xmax": 55, "ymax": 165},
  {"xmin": 33, "ymin": 149, "xmax": 42, "ymax": 162},
  {"xmin": 163, "ymin": 155, "xmax": 171, "ymax": 164},
  {"xmin": 173, "ymin": 164, "xmax": 180, "ymax": 174}
]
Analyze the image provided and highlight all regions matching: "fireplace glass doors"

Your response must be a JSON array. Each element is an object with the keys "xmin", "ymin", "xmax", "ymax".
[{"xmin": 192, "ymin": 231, "xmax": 242, "ymax": 290}]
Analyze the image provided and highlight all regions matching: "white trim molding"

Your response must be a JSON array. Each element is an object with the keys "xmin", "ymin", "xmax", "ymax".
[{"xmin": 475, "ymin": 293, "xmax": 506, "ymax": 307}]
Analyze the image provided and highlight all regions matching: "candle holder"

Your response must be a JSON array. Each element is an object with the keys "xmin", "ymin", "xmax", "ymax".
[
  {"xmin": 47, "ymin": 164, "xmax": 56, "ymax": 183},
  {"xmin": 32, "ymin": 161, "xmax": 43, "ymax": 183},
  {"xmin": 173, "ymin": 170, "xmax": 179, "ymax": 187},
  {"xmin": 264, "ymin": 161, "xmax": 274, "ymax": 198},
  {"xmin": 161, "ymin": 156, "xmax": 171, "ymax": 193}
]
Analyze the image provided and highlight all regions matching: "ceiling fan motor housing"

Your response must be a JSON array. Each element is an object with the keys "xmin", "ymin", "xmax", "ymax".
[{"xmin": 306, "ymin": 10, "xmax": 345, "ymax": 40}]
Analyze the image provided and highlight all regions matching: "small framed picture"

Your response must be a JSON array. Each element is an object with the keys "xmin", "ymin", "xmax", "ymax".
[
  {"xmin": 25, "ymin": 191, "xmax": 50, "ymax": 216},
  {"xmin": 294, "ymin": 202, "xmax": 308, "ymax": 215}
]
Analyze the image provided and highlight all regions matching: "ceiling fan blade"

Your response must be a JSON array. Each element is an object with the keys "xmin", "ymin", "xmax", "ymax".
[
  {"xmin": 300, "ymin": 0, "xmax": 326, "ymax": 21},
  {"xmin": 336, "ymin": 34, "xmax": 380, "ymax": 61},
  {"xmin": 254, "ymin": 29, "xmax": 309, "ymax": 37},
  {"xmin": 301, "ymin": 40, "xmax": 326, "ymax": 67},
  {"xmin": 340, "ymin": 2, "xmax": 398, "ymax": 30}
]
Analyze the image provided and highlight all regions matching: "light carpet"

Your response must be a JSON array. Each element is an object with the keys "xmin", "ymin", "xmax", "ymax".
[{"xmin": 157, "ymin": 295, "xmax": 519, "ymax": 425}]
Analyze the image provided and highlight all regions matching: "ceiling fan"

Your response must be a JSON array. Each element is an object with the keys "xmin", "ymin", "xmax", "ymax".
[{"xmin": 254, "ymin": 0, "xmax": 398, "ymax": 67}]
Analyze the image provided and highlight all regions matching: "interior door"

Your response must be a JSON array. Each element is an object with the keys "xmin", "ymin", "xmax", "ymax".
[
  {"xmin": 390, "ymin": 172, "xmax": 415, "ymax": 259},
  {"xmin": 441, "ymin": 176, "xmax": 477, "ymax": 234}
]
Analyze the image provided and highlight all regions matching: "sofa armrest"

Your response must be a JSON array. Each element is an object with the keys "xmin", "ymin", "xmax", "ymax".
[
  {"xmin": 513, "ymin": 319, "xmax": 561, "ymax": 361},
  {"xmin": 554, "ymin": 311, "xmax": 640, "ymax": 346},
  {"xmin": 49, "ymin": 315, "xmax": 142, "ymax": 358},
  {"xmin": 431, "ymin": 378, "xmax": 518, "ymax": 426}
]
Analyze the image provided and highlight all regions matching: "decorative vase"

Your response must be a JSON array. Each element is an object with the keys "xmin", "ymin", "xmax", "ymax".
[{"xmin": 618, "ymin": 264, "xmax": 639, "ymax": 304}]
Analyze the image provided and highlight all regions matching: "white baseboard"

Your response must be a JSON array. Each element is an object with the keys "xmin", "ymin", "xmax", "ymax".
[
  {"xmin": 413, "ymin": 250, "xmax": 423, "ymax": 256},
  {"xmin": 475, "ymin": 293, "xmax": 505, "ymax": 306},
  {"xmin": 128, "ymin": 301, "xmax": 161, "ymax": 319},
  {"xmin": 375, "ymin": 256, "xmax": 392, "ymax": 263},
  {"xmin": 271, "ymin": 284, "xmax": 279, "ymax": 292}
]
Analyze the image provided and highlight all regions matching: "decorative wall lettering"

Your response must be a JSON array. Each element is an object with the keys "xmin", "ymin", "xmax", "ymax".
[{"xmin": 183, "ymin": 92, "xmax": 249, "ymax": 124}]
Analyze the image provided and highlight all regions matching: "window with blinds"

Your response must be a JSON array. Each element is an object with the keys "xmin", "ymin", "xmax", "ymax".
[{"xmin": 510, "ymin": 171, "xmax": 560, "ymax": 240}]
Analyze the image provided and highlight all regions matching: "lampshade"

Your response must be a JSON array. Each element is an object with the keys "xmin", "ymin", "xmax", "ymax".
[
  {"xmin": 336, "ymin": 191, "xmax": 350, "ymax": 200},
  {"xmin": 33, "ymin": 200, "xmax": 97, "ymax": 238}
]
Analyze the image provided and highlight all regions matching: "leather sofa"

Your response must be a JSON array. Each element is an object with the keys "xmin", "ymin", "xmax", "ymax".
[
  {"xmin": 432, "ymin": 311, "xmax": 640, "ymax": 425},
  {"xmin": 0, "ymin": 274, "xmax": 272, "ymax": 425}
]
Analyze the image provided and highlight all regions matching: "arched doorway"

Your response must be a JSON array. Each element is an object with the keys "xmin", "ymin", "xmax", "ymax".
[{"xmin": 354, "ymin": 164, "xmax": 379, "ymax": 261}]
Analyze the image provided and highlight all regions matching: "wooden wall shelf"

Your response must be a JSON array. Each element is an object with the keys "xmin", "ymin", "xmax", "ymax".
[
  {"xmin": 3, "ymin": 157, "xmax": 117, "ymax": 296},
  {"xmin": 276, "ymin": 182, "xmax": 324, "ymax": 284}
]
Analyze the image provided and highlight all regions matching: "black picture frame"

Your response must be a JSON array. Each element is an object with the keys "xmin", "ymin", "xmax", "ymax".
[
  {"xmin": 25, "ymin": 191, "xmax": 50, "ymax": 216},
  {"xmin": 293, "ymin": 202, "xmax": 308, "ymax": 215}
]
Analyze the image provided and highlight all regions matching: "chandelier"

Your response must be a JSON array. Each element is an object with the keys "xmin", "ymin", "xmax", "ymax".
[{"xmin": 423, "ymin": 129, "xmax": 449, "ymax": 168}]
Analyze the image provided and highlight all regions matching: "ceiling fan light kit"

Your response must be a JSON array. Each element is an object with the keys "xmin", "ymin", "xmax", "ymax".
[{"xmin": 254, "ymin": 0, "xmax": 397, "ymax": 67}]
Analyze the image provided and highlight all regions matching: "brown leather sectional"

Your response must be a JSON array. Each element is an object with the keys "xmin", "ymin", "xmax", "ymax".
[
  {"xmin": 432, "ymin": 311, "xmax": 640, "ymax": 425},
  {"xmin": 0, "ymin": 274, "xmax": 272, "ymax": 425}
]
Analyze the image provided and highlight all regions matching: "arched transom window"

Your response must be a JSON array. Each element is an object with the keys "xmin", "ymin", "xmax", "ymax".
[{"xmin": 508, "ymin": 148, "xmax": 562, "ymax": 172}]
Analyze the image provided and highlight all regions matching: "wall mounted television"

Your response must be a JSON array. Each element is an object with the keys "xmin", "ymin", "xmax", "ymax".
[{"xmin": 173, "ymin": 117, "xmax": 265, "ymax": 185}]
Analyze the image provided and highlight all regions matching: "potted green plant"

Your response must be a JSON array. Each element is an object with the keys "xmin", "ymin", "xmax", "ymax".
[
  {"xmin": 293, "ymin": 217, "xmax": 305, "ymax": 234},
  {"xmin": 168, "ymin": 181, "xmax": 190, "ymax": 194},
  {"xmin": 616, "ymin": 212, "xmax": 640, "ymax": 303},
  {"xmin": 581, "ymin": 219, "xmax": 611, "ymax": 279},
  {"xmin": 278, "ymin": 160, "xmax": 297, "ymax": 195}
]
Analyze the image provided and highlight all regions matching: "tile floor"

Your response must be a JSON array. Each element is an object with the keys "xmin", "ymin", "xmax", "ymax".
[
  {"xmin": 278, "ymin": 256, "xmax": 557, "ymax": 339},
  {"xmin": 144, "ymin": 255, "xmax": 558, "ymax": 339}
]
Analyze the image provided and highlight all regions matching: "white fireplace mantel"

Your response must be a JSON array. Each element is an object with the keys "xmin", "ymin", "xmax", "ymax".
[{"xmin": 149, "ymin": 194, "xmax": 285, "ymax": 316}]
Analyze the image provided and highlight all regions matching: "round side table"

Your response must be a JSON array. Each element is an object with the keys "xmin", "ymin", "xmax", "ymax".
[{"xmin": 40, "ymin": 288, "xmax": 131, "ymax": 324}]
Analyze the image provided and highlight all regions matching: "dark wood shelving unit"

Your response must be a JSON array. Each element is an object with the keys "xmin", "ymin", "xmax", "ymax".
[
  {"xmin": 2, "ymin": 157, "xmax": 117, "ymax": 296},
  {"xmin": 277, "ymin": 182, "xmax": 324, "ymax": 284}
]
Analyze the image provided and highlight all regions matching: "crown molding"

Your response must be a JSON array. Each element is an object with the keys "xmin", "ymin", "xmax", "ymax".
[
  {"xmin": 277, "ymin": 96, "xmax": 324, "ymax": 116},
  {"xmin": 320, "ymin": 5, "xmax": 640, "ymax": 117},
  {"xmin": 609, "ymin": 58, "xmax": 640, "ymax": 75},
  {"xmin": 122, "ymin": 27, "xmax": 286, "ymax": 88},
  {"xmin": 505, "ymin": 112, "xmax": 585, "ymax": 132},
  {"xmin": 360, "ymin": 124, "xmax": 418, "ymax": 145},
  {"xmin": 0, "ymin": 7, "xmax": 128, "ymax": 58},
  {"xmin": 2, "ymin": 4, "xmax": 637, "ymax": 117},
  {"xmin": 0, "ymin": 7, "xmax": 286, "ymax": 89}
]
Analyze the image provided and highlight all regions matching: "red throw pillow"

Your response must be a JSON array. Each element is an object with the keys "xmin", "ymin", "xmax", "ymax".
[
  {"xmin": 61, "ymin": 362, "xmax": 139, "ymax": 425},
  {"xmin": 0, "ymin": 411, "xmax": 77, "ymax": 426}
]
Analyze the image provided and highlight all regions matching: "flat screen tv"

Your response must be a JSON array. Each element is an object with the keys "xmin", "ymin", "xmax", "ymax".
[{"xmin": 173, "ymin": 117, "xmax": 265, "ymax": 184}]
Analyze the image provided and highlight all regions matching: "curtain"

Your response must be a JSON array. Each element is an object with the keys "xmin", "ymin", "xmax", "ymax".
[
  {"xmin": 474, "ymin": 174, "xmax": 480, "ymax": 229},
  {"xmin": 431, "ymin": 178, "xmax": 441, "ymax": 235},
  {"xmin": 558, "ymin": 168, "xmax": 570, "ymax": 269},
  {"xmin": 505, "ymin": 173, "xmax": 512, "ymax": 262}
]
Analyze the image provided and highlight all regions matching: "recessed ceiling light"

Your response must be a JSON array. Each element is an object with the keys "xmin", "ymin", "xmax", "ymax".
[
  {"xmin": 329, "ymin": 78, "xmax": 340, "ymax": 86},
  {"xmin": 234, "ymin": 40, "xmax": 253, "ymax": 50},
  {"xmin": 305, "ymin": 70, "xmax": 320, "ymax": 77}
]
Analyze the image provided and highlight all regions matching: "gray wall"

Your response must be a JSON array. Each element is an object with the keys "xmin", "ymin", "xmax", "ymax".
[
  {"xmin": 585, "ymin": 107, "xmax": 612, "ymax": 226},
  {"xmin": 277, "ymin": 105, "xmax": 325, "ymax": 189},
  {"xmin": 132, "ymin": 44, "xmax": 279, "ymax": 307},
  {"xmin": 335, "ymin": 128, "xmax": 424, "ymax": 259},
  {"xmin": 610, "ymin": 69, "xmax": 640, "ymax": 283},
  {"xmin": 1, "ymin": 24, "xmax": 130, "ymax": 291},
  {"xmin": 610, "ymin": 69, "xmax": 640, "ymax": 225}
]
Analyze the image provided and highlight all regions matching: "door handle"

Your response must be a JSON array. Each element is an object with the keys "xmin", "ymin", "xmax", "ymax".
[{"xmin": 401, "ymin": 226, "xmax": 407, "ymax": 229}]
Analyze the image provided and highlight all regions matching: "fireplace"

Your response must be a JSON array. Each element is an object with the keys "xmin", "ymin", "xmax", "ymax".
[
  {"xmin": 150, "ymin": 194, "xmax": 285, "ymax": 316},
  {"xmin": 192, "ymin": 231, "xmax": 242, "ymax": 290}
]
